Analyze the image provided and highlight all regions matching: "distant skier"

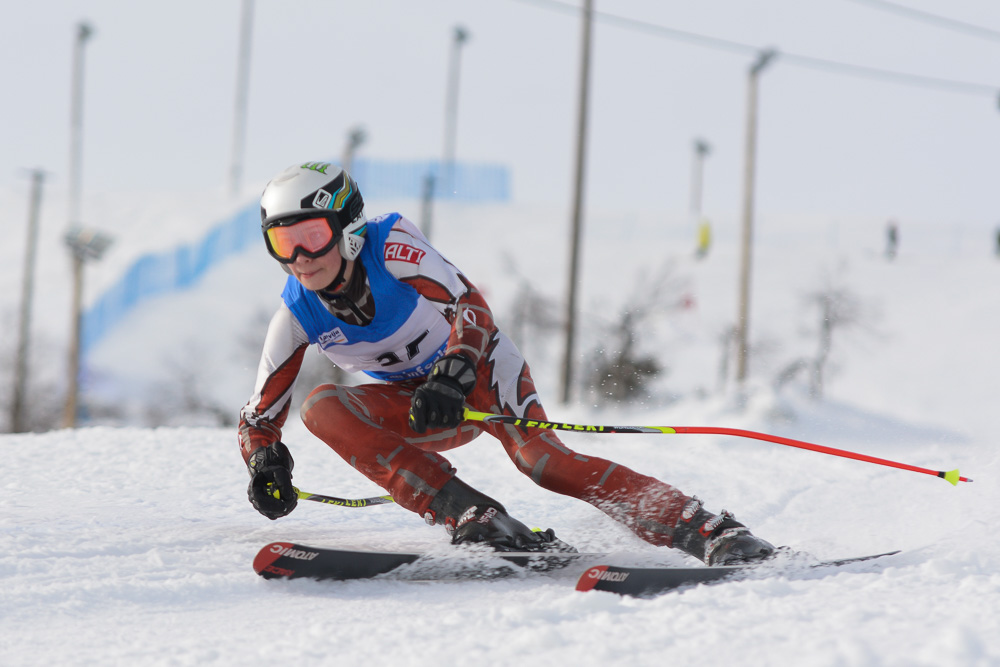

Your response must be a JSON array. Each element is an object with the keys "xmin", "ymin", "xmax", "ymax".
[
  {"xmin": 238, "ymin": 161, "xmax": 774, "ymax": 564},
  {"xmin": 886, "ymin": 219, "xmax": 899, "ymax": 260}
]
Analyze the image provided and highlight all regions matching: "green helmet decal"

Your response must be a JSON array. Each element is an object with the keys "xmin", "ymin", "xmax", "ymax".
[{"xmin": 301, "ymin": 161, "xmax": 332, "ymax": 175}]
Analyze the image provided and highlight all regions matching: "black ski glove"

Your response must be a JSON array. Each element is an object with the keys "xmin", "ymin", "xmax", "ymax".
[
  {"xmin": 409, "ymin": 354, "xmax": 477, "ymax": 433},
  {"xmin": 247, "ymin": 441, "xmax": 297, "ymax": 520}
]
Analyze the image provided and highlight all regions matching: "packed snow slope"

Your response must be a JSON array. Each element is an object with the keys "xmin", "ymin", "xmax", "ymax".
[{"xmin": 2, "ymin": 195, "xmax": 998, "ymax": 666}]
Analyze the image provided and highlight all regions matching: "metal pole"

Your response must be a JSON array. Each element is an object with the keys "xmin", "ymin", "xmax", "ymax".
[
  {"xmin": 734, "ymin": 50, "xmax": 776, "ymax": 386},
  {"xmin": 341, "ymin": 125, "xmax": 367, "ymax": 174},
  {"xmin": 68, "ymin": 21, "xmax": 93, "ymax": 229},
  {"xmin": 62, "ymin": 228, "xmax": 112, "ymax": 428},
  {"xmin": 63, "ymin": 252, "xmax": 84, "ymax": 428},
  {"xmin": 560, "ymin": 0, "xmax": 594, "ymax": 405},
  {"xmin": 690, "ymin": 139, "xmax": 711, "ymax": 257},
  {"xmin": 421, "ymin": 172, "xmax": 436, "ymax": 239},
  {"xmin": 64, "ymin": 21, "xmax": 93, "ymax": 429},
  {"xmin": 442, "ymin": 26, "xmax": 469, "ymax": 193},
  {"xmin": 11, "ymin": 170, "xmax": 45, "ymax": 433},
  {"xmin": 63, "ymin": 227, "xmax": 112, "ymax": 428},
  {"xmin": 435, "ymin": 24, "xmax": 470, "ymax": 241},
  {"xmin": 690, "ymin": 139, "xmax": 710, "ymax": 223},
  {"xmin": 230, "ymin": 0, "xmax": 254, "ymax": 197}
]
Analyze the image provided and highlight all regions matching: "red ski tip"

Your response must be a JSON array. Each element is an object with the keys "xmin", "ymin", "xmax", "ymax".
[
  {"xmin": 576, "ymin": 565, "xmax": 609, "ymax": 592},
  {"xmin": 253, "ymin": 542, "xmax": 294, "ymax": 574}
]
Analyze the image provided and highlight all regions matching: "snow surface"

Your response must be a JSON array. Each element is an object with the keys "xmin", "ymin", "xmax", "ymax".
[{"xmin": 2, "ymin": 193, "xmax": 999, "ymax": 666}]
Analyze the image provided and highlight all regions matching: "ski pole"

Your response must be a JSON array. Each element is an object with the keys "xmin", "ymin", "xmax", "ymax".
[
  {"xmin": 268, "ymin": 483, "xmax": 395, "ymax": 507},
  {"xmin": 463, "ymin": 409, "xmax": 972, "ymax": 486}
]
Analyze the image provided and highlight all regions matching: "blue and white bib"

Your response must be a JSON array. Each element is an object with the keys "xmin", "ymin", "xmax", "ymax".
[{"xmin": 281, "ymin": 214, "xmax": 450, "ymax": 381}]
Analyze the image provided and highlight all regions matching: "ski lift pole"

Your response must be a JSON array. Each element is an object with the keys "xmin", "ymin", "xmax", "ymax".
[{"xmin": 463, "ymin": 409, "xmax": 972, "ymax": 486}]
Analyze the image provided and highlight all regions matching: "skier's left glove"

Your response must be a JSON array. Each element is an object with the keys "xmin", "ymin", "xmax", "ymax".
[
  {"xmin": 247, "ymin": 441, "xmax": 297, "ymax": 520},
  {"xmin": 409, "ymin": 354, "xmax": 477, "ymax": 433}
]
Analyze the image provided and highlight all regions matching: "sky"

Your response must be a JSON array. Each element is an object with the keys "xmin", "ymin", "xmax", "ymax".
[{"xmin": 2, "ymin": 0, "xmax": 1000, "ymax": 231}]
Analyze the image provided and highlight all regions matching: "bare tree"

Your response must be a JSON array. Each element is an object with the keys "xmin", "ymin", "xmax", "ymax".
[
  {"xmin": 585, "ymin": 267, "xmax": 689, "ymax": 405},
  {"xmin": 805, "ymin": 285, "xmax": 866, "ymax": 398},
  {"xmin": 499, "ymin": 254, "xmax": 563, "ymax": 363},
  {"xmin": 589, "ymin": 310, "xmax": 663, "ymax": 403},
  {"xmin": 774, "ymin": 278, "xmax": 877, "ymax": 400},
  {"xmin": 507, "ymin": 280, "xmax": 562, "ymax": 352}
]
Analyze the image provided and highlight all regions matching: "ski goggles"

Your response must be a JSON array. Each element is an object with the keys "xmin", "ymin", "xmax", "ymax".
[{"xmin": 263, "ymin": 213, "xmax": 343, "ymax": 264}]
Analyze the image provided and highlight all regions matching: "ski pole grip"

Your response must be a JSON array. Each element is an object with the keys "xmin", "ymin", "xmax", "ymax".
[{"xmin": 266, "ymin": 482, "xmax": 291, "ymax": 500}]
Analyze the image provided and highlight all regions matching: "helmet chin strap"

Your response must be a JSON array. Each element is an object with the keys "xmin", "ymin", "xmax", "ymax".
[{"xmin": 320, "ymin": 256, "xmax": 350, "ymax": 293}]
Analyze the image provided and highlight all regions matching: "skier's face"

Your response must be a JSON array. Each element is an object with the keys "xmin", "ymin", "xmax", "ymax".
[{"xmin": 290, "ymin": 245, "xmax": 346, "ymax": 291}]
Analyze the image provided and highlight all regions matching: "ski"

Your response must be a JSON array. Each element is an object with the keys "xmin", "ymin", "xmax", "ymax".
[
  {"xmin": 575, "ymin": 550, "xmax": 901, "ymax": 597},
  {"xmin": 254, "ymin": 541, "xmax": 598, "ymax": 581}
]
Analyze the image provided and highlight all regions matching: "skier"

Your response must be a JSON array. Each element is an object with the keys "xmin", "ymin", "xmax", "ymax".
[
  {"xmin": 238, "ymin": 161, "xmax": 775, "ymax": 565},
  {"xmin": 886, "ymin": 219, "xmax": 899, "ymax": 260}
]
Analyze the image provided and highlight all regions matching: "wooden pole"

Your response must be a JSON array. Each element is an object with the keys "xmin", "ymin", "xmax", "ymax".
[
  {"xmin": 734, "ymin": 50, "xmax": 776, "ymax": 386},
  {"xmin": 560, "ymin": 0, "xmax": 594, "ymax": 404}
]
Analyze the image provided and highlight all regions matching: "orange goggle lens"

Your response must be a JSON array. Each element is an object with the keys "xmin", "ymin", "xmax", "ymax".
[{"xmin": 265, "ymin": 217, "xmax": 336, "ymax": 261}]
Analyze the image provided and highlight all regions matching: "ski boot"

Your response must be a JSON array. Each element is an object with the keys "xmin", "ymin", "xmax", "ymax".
[
  {"xmin": 672, "ymin": 496, "xmax": 775, "ymax": 566},
  {"xmin": 450, "ymin": 504, "xmax": 578, "ymax": 553},
  {"xmin": 424, "ymin": 478, "xmax": 574, "ymax": 553}
]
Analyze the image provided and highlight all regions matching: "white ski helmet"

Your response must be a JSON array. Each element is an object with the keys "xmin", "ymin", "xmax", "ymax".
[{"xmin": 260, "ymin": 161, "xmax": 367, "ymax": 261}]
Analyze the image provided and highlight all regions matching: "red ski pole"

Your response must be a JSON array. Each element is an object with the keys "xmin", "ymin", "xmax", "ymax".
[{"xmin": 463, "ymin": 409, "xmax": 972, "ymax": 486}]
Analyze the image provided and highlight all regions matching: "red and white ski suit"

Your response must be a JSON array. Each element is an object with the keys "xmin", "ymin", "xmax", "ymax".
[{"xmin": 239, "ymin": 213, "xmax": 691, "ymax": 546}]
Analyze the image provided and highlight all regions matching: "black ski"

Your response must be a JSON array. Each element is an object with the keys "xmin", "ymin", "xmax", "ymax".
[
  {"xmin": 575, "ymin": 550, "xmax": 901, "ymax": 597},
  {"xmin": 254, "ymin": 541, "xmax": 596, "ymax": 581}
]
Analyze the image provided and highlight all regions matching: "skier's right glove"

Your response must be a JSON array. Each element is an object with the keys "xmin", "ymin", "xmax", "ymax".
[
  {"xmin": 247, "ymin": 441, "xmax": 297, "ymax": 520},
  {"xmin": 409, "ymin": 354, "xmax": 477, "ymax": 433}
]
